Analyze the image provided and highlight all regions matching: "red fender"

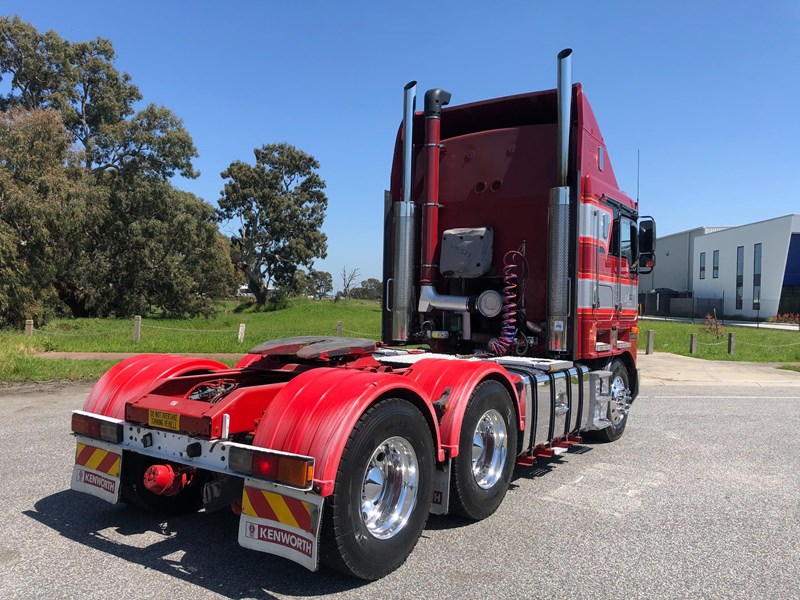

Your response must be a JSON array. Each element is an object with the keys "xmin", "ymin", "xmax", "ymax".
[
  {"xmin": 252, "ymin": 367, "xmax": 442, "ymax": 497},
  {"xmin": 233, "ymin": 354, "xmax": 262, "ymax": 369},
  {"xmin": 402, "ymin": 358, "xmax": 521, "ymax": 457},
  {"xmin": 83, "ymin": 354, "xmax": 229, "ymax": 419}
]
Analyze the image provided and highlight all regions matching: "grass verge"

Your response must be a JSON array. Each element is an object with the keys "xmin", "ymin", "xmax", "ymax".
[
  {"xmin": 3, "ymin": 303, "xmax": 799, "ymax": 382},
  {"xmin": 6, "ymin": 298, "xmax": 383, "ymax": 354},
  {"xmin": 641, "ymin": 319, "xmax": 800, "ymax": 362},
  {"xmin": 0, "ymin": 299, "xmax": 382, "ymax": 382}
]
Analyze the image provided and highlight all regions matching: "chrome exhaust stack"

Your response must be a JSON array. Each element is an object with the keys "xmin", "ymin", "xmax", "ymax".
[
  {"xmin": 390, "ymin": 81, "xmax": 418, "ymax": 342},
  {"xmin": 547, "ymin": 48, "xmax": 573, "ymax": 354}
]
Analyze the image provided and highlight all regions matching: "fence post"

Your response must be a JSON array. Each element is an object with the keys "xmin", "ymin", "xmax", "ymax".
[
  {"xmin": 336, "ymin": 321, "xmax": 343, "ymax": 337},
  {"xmin": 238, "ymin": 323, "xmax": 246, "ymax": 344},
  {"xmin": 690, "ymin": 333, "xmax": 697, "ymax": 354},
  {"xmin": 24, "ymin": 319, "xmax": 33, "ymax": 336},
  {"xmin": 646, "ymin": 330, "xmax": 654, "ymax": 355},
  {"xmin": 133, "ymin": 315, "xmax": 141, "ymax": 344},
  {"xmin": 728, "ymin": 332, "xmax": 735, "ymax": 355}
]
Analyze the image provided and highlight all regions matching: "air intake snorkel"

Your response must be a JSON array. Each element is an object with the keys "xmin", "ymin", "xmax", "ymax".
[
  {"xmin": 546, "ymin": 48, "xmax": 573, "ymax": 354},
  {"xmin": 389, "ymin": 81, "xmax": 418, "ymax": 342}
]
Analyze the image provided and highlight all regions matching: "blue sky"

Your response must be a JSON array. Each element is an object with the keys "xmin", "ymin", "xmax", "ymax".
[{"xmin": 4, "ymin": 1, "xmax": 799, "ymax": 287}]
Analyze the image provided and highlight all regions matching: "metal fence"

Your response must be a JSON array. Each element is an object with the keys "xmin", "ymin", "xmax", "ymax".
[{"xmin": 638, "ymin": 291, "xmax": 799, "ymax": 327}]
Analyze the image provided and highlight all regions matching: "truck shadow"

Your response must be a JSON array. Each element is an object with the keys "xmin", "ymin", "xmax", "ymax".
[
  {"xmin": 425, "ymin": 444, "xmax": 594, "ymax": 532},
  {"xmin": 24, "ymin": 490, "xmax": 366, "ymax": 599},
  {"xmin": 509, "ymin": 444, "xmax": 593, "ymax": 484}
]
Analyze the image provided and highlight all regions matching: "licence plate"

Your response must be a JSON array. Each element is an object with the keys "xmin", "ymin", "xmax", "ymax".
[{"xmin": 148, "ymin": 409, "xmax": 180, "ymax": 431}]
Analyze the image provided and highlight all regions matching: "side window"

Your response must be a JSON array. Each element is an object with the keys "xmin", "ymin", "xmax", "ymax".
[
  {"xmin": 610, "ymin": 215, "xmax": 634, "ymax": 263},
  {"xmin": 736, "ymin": 245, "xmax": 744, "ymax": 310},
  {"xmin": 753, "ymin": 243, "xmax": 762, "ymax": 310},
  {"xmin": 619, "ymin": 216, "xmax": 634, "ymax": 265},
  {"xmin": 699, "ymin": 252, "xmax": 706, "ymax": 279}
]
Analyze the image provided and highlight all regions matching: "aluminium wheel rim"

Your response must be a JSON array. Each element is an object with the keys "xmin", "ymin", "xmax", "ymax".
[
  {"xmin": 360, "ymin": 435, "xmax": 419, "ymax": 540},
  {"xmin": 609, "ymin": 374, "xmax": 629, "ymax": 425},
  {"xmin": 471, "ymin": 409, "xmax": 508, "ymax": 490}
]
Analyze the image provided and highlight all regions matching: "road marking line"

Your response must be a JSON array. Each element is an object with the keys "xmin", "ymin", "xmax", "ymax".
[{"xmin": 641, "ymin": 396, "xmax": 798, "ymax": 400}]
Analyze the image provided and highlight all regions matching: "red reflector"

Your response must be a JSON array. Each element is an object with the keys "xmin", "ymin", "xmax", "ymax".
[
  {"xmin": 72, "ymin": 413, "xmax": 101, "ymax": 439},
  {"xmin": 251, "ymin": 453, "xmax": 278, "ymax": 479}
]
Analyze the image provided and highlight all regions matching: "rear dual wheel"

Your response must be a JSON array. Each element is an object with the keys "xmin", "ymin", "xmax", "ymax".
[
  {"xmin": 320, "ymin": 398, "xmax": 434, "ymax": 580},
  {"xmin": 450, "ymin": 380, "xmax": 518, "ymax": 521}
]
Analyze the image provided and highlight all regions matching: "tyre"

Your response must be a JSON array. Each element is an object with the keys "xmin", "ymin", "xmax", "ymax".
[
  {"xmin": 589, "ymin": 359, "xmax": 631, "ymax": 443},
  {"xmin": 120, "ymin": 453, "xmax": 205, "ymax": 515},
  {"xmin": 449, "ymin": 380, "xmax": 517, "ymax": 521},
  {"xmin": 320, "ymin": 398, "xmax": 434, "ymax": 580}
]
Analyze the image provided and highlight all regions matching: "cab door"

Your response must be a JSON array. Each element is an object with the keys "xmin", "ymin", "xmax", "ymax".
[{"xmin": 616, "ymin": 215, "xmax": 638, "ymax": 322}]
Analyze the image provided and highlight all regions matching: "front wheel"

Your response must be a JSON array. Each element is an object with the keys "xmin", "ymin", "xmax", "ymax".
[
  {"xmin": 449, "ymin": 380, "xmax": 518, "ymax": 521},
  {"xmin": 319, "ymin": 398, "xmax": 434, "ymax": 580},
  {"xmin": 589, "ymin": 359, "xmax": 631, "ymax": 443}
]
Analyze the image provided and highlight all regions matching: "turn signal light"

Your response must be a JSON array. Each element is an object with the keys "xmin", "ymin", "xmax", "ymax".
[
  {"xmin": 71, "ymin": 412, "xmax": 123, "ymax": 443},
  {"xmin": 229, "ymin": 446, "xmax": 314, "ymax": 490}
]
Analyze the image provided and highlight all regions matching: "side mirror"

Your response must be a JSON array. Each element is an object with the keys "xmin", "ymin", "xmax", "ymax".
[
  {"xmin": 639, "ymin": 217, "xmax": 656, "ymax": 254},
  {"xmin": 637, "ymin": 217, "xmax": 656, "ymax": 275}
]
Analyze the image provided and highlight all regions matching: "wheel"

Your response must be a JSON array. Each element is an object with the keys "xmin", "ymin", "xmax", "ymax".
[
  {"xmin": 589, "ymin": 359, "xmax": 631, "ymax": 443},
  {"xmin": 120, "ymin": 453, "xmax": 205, "ymax": 515},
  {"xmin": 449, "ymin": 380, "xmax": 517, "ymax": 521},
  {"xmin": 320, "ymin": 398, "xmax": 434, "ymax": 580}
]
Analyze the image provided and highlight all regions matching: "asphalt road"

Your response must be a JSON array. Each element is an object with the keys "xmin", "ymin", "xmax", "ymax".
[{"xmin": 0, "ymin": 380, "xmax": 798, "ymax": 600}]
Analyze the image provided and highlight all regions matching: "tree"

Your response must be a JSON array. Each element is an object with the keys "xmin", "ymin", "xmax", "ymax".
[
  {"xmin": 218, "ymin": 143, "xmax": 328, "ymax": 307},
  {"xmin": 287, "ymin": 268, "xmax": 332, "ymax": 299},
  {"xmin": 0, "ymin": 16, "xmax": 198, "ymax": 179},
  {"xmin": 58, "ymin": 177, "xmax": 236, "ymax": 318},
  {"xmin": 340, "ymin": 266, "xmax": 360, "ymax": 301},
  {"xmin": 309, "ymin": 269, "xmax": 333, "ymax": 299},
  {"xmin": 351, "ymin": 278, "xmax": 382, "ymax": 301},
  {"xmin": 0, "ymin": 108, "xmax": 78, "ymax": 326},
  {"xmin": 287, "ymin": 269, "xmax": 311, "ymax": 298},
  {"xmin": 0, "ymin": 17, "xmax": 228, "ymax": 324}
]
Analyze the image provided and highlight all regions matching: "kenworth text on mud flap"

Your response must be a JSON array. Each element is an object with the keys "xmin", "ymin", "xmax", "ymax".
[{"xmin": 70, "ymin": 49, "xmax": 656, "ymax": 580}]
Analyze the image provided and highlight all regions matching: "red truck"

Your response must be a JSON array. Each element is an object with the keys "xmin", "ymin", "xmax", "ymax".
[{"xmin": 70, "ymin": 49, "xmax": 655, "ymax": 580}]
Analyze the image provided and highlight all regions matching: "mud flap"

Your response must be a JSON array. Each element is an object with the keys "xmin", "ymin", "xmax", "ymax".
[
  {"xmin": 238, "ymin": 478, "xmax": 324, "ymax": 572},
  {"xmin": 70, "ymin": 437, "xmax": 122, "ymax": 504},
  {"xmin": 430, "ymin": 459, "xmax": 451, "ymax": 515}
]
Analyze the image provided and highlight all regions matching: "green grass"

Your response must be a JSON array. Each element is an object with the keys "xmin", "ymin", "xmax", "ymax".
[
  {"xmin": 10, "ymin": 298, "xmax": 383, "ymax": 354},
  {"xmin": 780, "ymin": 365, "xmax": 800, "ymax": 373},
  {"xmin": 4, "ymin": 302, "xmax": 799, "ymax": 382},
  {"xmin": 0, "ymin": 298, "xmax": 383, "ymax": 382},
  {"xmin": 641, "ymin": 318, "xmax": 800, "ymax": 363}
]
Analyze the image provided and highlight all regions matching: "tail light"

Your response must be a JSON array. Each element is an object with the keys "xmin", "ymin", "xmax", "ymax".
[
  {"xmin": 71, "ymin": 411, "xmax": 124, "ymax": 443},
  {"xmin": 229, "ymin": 446, "xmax": 314, "ymax": 490}
]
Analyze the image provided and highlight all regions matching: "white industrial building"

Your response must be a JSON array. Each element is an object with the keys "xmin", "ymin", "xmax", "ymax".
[{"xmin": 639, "ymin": 215, "xmax": 800, "ymax": 319}]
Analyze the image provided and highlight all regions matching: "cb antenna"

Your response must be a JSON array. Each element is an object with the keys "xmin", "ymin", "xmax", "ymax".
[{"xmin": 636, "ymin": 149, "xmax": 640, "ymax": 203}]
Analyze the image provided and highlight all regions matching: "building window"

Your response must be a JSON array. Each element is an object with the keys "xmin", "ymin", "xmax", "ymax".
[
  {"xmin": 736, "ymin": 245, "xmax": 744, "ymax": 310},
  {"xmin": 699, "ymin": 252, "xmax": 706, "ymax": 279},
  {"xmin": 753, "ymin": 243, "xmax": 762, "ymax": 310},
  {"xmin": 713, "ymin": 250, "xmax": 720, "ymax": 278}
]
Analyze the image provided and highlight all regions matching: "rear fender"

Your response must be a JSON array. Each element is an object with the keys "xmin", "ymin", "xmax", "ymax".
[
  {"xmin": 403, "ymin": 358, "xmax": 520, "ymax": 458},
  {"xmin": 252, "ymin": 368, "xmax": 441, "ymax": 497},
  {"xmin": 233, "ymin": 354, "xmax": 263, "ymax": 369},
  {"xmin": 83, "ymin": 354, "xmax": 229, "ymax": 419}
]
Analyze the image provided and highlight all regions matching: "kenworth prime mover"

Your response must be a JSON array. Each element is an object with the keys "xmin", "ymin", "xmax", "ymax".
[{"xmin": 70, "ymin": 49, "xmax": 656, "ymax": 580}]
